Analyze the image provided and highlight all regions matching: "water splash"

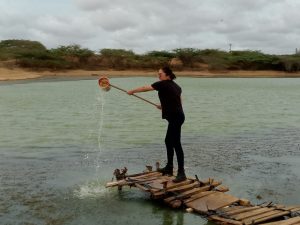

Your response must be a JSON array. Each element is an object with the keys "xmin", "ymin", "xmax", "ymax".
[
  {"xmin": 96, "ymin": 89, "xmax": 106, "ymax": 168},
  {"xmin": 74, "ymin": 181, "xmax": 108, "ymax": 199}
]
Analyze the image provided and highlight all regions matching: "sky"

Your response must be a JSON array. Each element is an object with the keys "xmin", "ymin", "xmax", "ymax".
[{"xmin": 0, "ymin": 0, "xmax": 300, "ymax": 54}]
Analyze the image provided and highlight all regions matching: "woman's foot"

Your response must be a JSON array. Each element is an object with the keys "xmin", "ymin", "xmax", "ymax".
[
  {"xmin": 172, "ymin": 171, "xmax": 187, "ymax": 183},
  {"xmin": 157, "ymin": 165, "xmax": 173, "ymax": 176}
]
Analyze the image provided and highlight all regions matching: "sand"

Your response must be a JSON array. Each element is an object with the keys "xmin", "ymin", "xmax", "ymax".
[{"xmin": 1, "ymin": 67, "xmax": 300, "ymax": 81}]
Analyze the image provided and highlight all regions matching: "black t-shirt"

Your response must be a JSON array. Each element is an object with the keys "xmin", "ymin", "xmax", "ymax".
[{"xmin": 151, "ymin": 80, "xmax": 184, "ymax": 119}]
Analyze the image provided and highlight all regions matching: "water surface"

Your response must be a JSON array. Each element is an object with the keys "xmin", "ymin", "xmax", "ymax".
[{"xmin": 1, "ymin": 77, "xmax": 300, "ymax": 225}]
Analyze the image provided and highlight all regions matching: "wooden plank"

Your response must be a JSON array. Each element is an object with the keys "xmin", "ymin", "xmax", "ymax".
[
  {"xmin": 122, "ymin": 176, "xmax": 165, "ymax": 188},
  {"xmin": 244, "ymin": 210, "xmax": 290, "ymax": 225},
  {"xmin": 166, "ymin": 181, "xmax": 200, "ymax": 192},
  {"xmin": 260, "ymin": 216, "xmax": 300, "ymax": 225},
  {"xmin": 162, "ymin": 179, "xmax": 193, "ymax": 190},
  {"xmin": 143, "ymin": 178, "xmax": 172, "ymax": 190},
  {"xmin": 225, "ymin": 206, "xmax": 261, "ymax": 216},
  {"xmin": 151, "ymin": 180, "xmax": 193, "ymax": 199},
  {"xmin": 273, "ymin": 204, "xmax": 286, "ymax": 209},
  {"xmin": 106, "ymin": 179, "xmax": 129, "ymax": 188},
  {"xmin": 126, "ymin": 171, "xmax": 158, "ymax": 178},
  {"xmin": 232, "ymin": 207, "xmax": 275, "ymax": 220},
  {"xmin": 209, "ymin": 215, "xmax": 243, "ymax": 225},
  {"xmin": 219, "ymin": 206, "xmax": 245, "ymax": 213},
  {"xmin": 242, "ymin": 210, "xmax": 283, "ymax": 224},
  {"xmin": 239, "ymin": 199, "xmax": 251, "ymax": 206},
  {"xmin": 177, "ymin": 185, "xmax": 211, "ymax": 199},
  {"xmin": 126, "ymin": 174, "xmax": 163, "ymax": 182},
  {"xmin": 127, "ymin": 171, "xmax": 161, "ymax": 180},
  {"xmin": 282, "ymin": 206, "xmax": 300, "ymax": 211},
  {"xmin": 151, "ymin": 180, "xmax": 193, "ymax": 193},
  {"xmin": 184, "ymin": 191, "xmax": 216, "ymax": 204},
  {"xmin": 164, "ymin": 185, "xmax": 211, "ymax": 204},
  {"xmin": 185, "ymin": 192, "xmax": 239, "ymax": 213},
  {"xmin": 202, "ymin": 178, "xmax": 214, "ymax": 185},
  {"xmin": 106, "ymin": 174, "xmax": 164, "ymax": 188},
  {"xmin": 151, "ymin": 178, "xmax": 219, "ymax": 196}
]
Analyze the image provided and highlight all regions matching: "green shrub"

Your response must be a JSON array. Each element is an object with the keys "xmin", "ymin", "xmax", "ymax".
[{"xmin": 0, "ymin": 39, "xmax": 47, "ymax": 60}]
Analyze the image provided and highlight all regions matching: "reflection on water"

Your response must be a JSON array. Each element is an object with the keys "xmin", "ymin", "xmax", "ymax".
[{"xmin": 1, "ymin": 78, "xmax": 300, "ymax": 224}]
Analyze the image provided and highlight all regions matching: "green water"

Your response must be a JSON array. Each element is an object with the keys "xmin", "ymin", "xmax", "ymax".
[{"xmin": 1, "ymin": 77, "xmax": 300, "ymax": 225}]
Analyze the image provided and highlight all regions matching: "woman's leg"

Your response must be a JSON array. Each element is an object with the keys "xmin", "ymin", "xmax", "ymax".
[
  {"xmin": 173, "ymin": 124, "xmax": 184, "ymax": 172},
  {"xmin": 165, "ymin": 122, "xmax": 175, "ymax": 168},
  {"xmin": 165, "ymin": 114, "xmax": 185, "ymax": 171}
]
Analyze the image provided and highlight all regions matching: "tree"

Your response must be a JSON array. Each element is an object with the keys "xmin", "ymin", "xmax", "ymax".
[
  {"xmin": 50, "ymin": 44, "xmax": 94, "ymax": 64},
  {"xmin": 99, "ymin": 49, "xmax": 136, "ymax": 69},
  {"xmin": 0, "ymin": 39, "xmax": 47, "ymax": 59},
  {"xmin": 173, "ymin": 48, "xmax": 202, "ymax": 67}
]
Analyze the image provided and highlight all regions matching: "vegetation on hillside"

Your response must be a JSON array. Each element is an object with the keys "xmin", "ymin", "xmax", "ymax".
[{"xmin": 0, "ymin": 39, "xmax": 300, "ymax": 72}]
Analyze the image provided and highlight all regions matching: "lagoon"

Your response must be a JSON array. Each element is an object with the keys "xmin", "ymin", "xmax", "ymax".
[{"xmin": 1, "ymin": 77, "xmax": 300, "ymax": 225}]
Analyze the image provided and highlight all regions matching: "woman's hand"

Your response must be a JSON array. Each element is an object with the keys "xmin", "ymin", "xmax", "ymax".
[{"xmin": 127, "ymin": 90, "xmax": 134, "ymax": 95}]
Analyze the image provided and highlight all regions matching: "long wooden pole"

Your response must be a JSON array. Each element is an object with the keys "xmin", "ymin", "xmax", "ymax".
[{"xmin": 110, "ymin": 84, "xmax": 159, "ymax": 108}]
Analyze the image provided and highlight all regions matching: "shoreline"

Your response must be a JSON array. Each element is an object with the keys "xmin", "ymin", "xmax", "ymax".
[{"xmin": 1, "ymin": 67, "xmax": 300, "ymax": 82}]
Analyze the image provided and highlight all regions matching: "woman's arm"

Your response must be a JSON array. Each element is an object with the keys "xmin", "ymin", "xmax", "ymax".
[{"xmin": 127, "ymin": 85, "xmax": 154, "ymax": 95}]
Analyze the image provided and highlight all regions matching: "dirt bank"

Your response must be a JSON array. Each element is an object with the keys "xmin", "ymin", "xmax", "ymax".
[{"xmin": 1, "ymin": 67, "xmax": 300, "ymax": 81}]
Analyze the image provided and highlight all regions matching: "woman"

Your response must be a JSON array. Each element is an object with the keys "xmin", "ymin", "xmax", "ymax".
[{"xmin": 127, "ymin": 66, "xmax": 186, "ymax": 183}]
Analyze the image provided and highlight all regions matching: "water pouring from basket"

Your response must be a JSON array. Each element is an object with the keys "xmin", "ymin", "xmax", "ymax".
[
  {"xmin": 98, "ymin": 76, "xmax": 159, "ymax": 108},
  {"xmin": 98, "ymin": 76, "xmax": 111, "ymax": 92}
]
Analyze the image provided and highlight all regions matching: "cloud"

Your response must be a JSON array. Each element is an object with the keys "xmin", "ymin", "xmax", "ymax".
[{"xmin": 1, "ymin": 0, "xmax": 300, "ymax": 54}]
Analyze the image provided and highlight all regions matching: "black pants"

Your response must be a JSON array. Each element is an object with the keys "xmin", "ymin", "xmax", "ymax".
[{"xmin": 165, "ymin": 113, "xmax": 185, "ymax": 172}]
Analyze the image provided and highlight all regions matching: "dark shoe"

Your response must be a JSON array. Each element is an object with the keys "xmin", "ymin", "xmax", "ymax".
[
  {"xmin": 172, "ymin": 172, "xmax": 187, "ymax": 183},
  {"xmin": 157, "ymin": 166, "xmax": 173, "ymax": 176}
]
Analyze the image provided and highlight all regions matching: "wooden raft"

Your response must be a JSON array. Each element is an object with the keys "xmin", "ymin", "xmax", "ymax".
[{"xmin": 106, "ymin": 167, "xmax": 300, "ymax": 225}]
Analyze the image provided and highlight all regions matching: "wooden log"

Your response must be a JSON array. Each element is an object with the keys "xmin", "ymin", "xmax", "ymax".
[
  {"xmin": 163, "ymin": 179, "xmax": 221, "ymax": 195},
  {"xmin": 215, "ymin": 185, "xmax": 229, "ymax": 192},
  {"xmin": 239, "ymin": 199, "xmax": 251, "ymax": 206},
  {"xmin": 202, "ymin": 178, "xmax": 222, "ymax": 186},
  {"xmin": 273, "ymin": 204, "xmax": 286, "ymax": 210},
  {"xmin": 282, "ymin": 206, "xmax": 300, "ymax": 211},
  {"xmin": 219, "ymin": 206, "xmax": 245, "ymax": 213},
  {"xmin": 151, "ymin": 180, "xmax": 194, "ymax": 199},
  {"xmin": 106, "ymin": 179, "xmax": 129, "ymax": 188},
  {"xmin": 243, "ymin": 210, "xmax": 290, "ymax": 225},
  {"xmin": 151, "ymin": 180, "xmax": 192, "ymax": 193},
  {"xmin": 164, "ymin": 185, "xmax": 211, "ymax": 204},
  {"xmin": 225, "ymin": 206, "xmax": 261, "ymax": 216},
  {"xmin": 232, "ymin": 207, "xmax": 275, "ymax": 220},
  {"xmin": 106, "ymin": 174, "xmax": 164, "ymax": 188},
  {"xmin": 166, "ymin": 181, "xmax": 200, "ymax": 192},
  {"xmin": 184, "ymin": 191, "xmax": 216, "ymax": 204},
  {"xmin": 126, "ymin": 171, "xmax": 157, "ymax": 178},
  {"xmin": 260, "ymin": 216, "xmax": 300, "ymax": 225},
  {"xmin": 127, "ymin": 172, "xmax": 162, "ymax": 181},
  {"xmin": 209, "ymin": 215, "xmax": 243, "ymax": 225},
  {"xmin": 185, "ymin": 192, "xmax": 239, "ymax": 213},
  {"xmin": 124, "ymin": 176, "xmax": 164, "ymax": 187},
  {"xmin": 144, "ymin": 178, "xmax": 172, "ymax": 190}
]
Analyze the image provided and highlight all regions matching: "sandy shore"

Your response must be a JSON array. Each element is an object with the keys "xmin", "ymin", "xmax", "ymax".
[{"xmin": 1, "ymin": 67, "xmax": 300, "ymax": 81}]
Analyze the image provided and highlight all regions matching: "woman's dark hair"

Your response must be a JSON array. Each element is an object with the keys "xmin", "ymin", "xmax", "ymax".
[{"xmin": 161, "ymin": 66, "xmax": 176, "ymax": 80}]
